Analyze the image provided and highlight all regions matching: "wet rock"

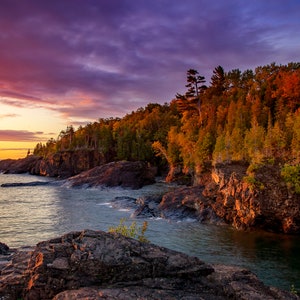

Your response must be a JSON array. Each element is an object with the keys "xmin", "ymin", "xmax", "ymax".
[
  {"xmin": 110, "ymin": 196, "xmax": 137, "ymax": 210},
  {"xmin": 67, "ymin": 161, "xmax": 156, "ymax": 189},
  {"xmin": 131, "ymin": 195, "xmax": 162, "ymax": 218},
  {"xmin": 0, "ymin": 242, "xmax": 9, "ymax": 255},
  {"xmin": 159, "ymin": 186, "xmax": 223, "ymax": 223},
  {"xmin": 1, "ymin": 181, "xmax": 50, "ymax": 188}
]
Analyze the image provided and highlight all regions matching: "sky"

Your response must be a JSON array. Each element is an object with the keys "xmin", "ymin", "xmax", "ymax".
[{"xmin": 0, "ymin": 0, "xmax": 299, "ymax": 159}]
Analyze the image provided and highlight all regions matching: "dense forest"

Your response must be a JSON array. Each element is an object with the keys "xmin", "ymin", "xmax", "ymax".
[{"xmin": 34, "ymin": 62, "xmax": 300, "ymax": 185}]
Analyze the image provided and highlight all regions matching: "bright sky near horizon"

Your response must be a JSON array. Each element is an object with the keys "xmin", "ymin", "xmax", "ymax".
[{"xmin": 0, "ymin": 0, "xmax": 300, "ymax": 159}]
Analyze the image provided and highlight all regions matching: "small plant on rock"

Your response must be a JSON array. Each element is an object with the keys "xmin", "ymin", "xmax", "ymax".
[
  {"xmin": 243, "ymin": 175, "xmax": 265, "ymax": 191},
  {"xmin": 290, "ymin": 284, "xmax": 298, "ymax": 295},
  {"xmin": 281, "ymin": 164, "xmax": 300, "ymax": 194},
  {"xmin": 108, "ymin": 218, "xmax": 149, "ymax": 243}
]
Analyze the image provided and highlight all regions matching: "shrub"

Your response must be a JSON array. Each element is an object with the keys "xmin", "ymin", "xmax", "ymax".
[
  {"xmin": 243, "ymin": 175, "xmax": 265, "ymax": 191},
  {"xmin": 108, "ymin": 218, "xmax": 149, "ymax": 243},
  {"xmin": 281, "ymin": 164, "xmax": 300, "ymax": 194}
]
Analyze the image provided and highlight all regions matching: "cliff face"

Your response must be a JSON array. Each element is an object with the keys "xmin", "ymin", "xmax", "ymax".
[
  {"xmin": 204, "ymin": 163, "xmax": 300, "ymax": 234},
  {"xmin": 35, "ymin": 150, "xmax": 105, "ymax": 177},
  {"xmin": 1, "ymin": 153, "xmax": 299, "ymax": 234},
  {"xmin": 0, "ymin": 150, "xmax": 105, "ymax": 178},
  {"xmin": 158, "ymin": 162, "xmax": 300, "ymax": 234}
]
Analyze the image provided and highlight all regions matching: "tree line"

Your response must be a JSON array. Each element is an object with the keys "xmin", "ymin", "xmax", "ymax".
[{"xmin": 34, "ymin": 62, "xmax": 300, "ymax": 180}]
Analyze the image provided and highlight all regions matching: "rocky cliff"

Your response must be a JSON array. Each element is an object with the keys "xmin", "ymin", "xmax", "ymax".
[
  {"xmin": 156, "ymin": 162, "xmax": 300, "ymax": 234},
  {"xmin": 0, "ymin": 150, "xmax": 105, "ymax": 178},
  {"xmin": 0, "ymin": 230, "xmax": 297, "ymax": 299},
  {"xmin": 1, "ymin": 155, "xmax": 299, "ymax": 233},
  {"xmin": 207, "ymin": 162, "xmax": 300, "ymax": 233}
]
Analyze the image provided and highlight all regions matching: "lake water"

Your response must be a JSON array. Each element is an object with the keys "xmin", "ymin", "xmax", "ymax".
[{"xmin": 0, "ymin": 173, "xmax": 299, "ymax": 292}]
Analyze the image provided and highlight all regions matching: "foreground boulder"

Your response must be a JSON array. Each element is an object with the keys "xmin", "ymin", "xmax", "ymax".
[
  {"xmin": 67, "ymin": 160, "xmax": 156, "ymax": 189},
  {"xmin": 0, "ymin": 230, "xmax": 297, "ymax": 299}
]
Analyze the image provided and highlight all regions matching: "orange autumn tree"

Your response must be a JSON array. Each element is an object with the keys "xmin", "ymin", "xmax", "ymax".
[{"xmin": 33, "ymin": 62, "xmax": 300, "ymax": 184}]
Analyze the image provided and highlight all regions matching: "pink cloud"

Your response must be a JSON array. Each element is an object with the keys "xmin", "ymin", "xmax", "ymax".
[
  {"xmin": 0, "ymin": 113, "xmax": 19, "ymax": 119},
  {"xmin": 0, "ymin": 0, "xmax": 299, "ymax": 122},
  {"xmin": 0, "ymin": 130, "xmax": 45, "ymax": 142}
]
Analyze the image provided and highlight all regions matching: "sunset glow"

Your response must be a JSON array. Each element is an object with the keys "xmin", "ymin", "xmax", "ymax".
[{"xmin": 0, "ymin": 0, "xmax": 299, "ymax": 159}]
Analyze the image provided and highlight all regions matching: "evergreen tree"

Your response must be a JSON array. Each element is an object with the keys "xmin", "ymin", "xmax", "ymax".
[
  {"xmin": 210, "ymin": 65, "xmax": 226, "ymax": 95},
  {"xmin": 176, "ymin": 69, "xmax": 206, "ymax": 123}
]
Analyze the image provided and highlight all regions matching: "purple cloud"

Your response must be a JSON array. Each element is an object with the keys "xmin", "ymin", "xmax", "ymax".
[
  {"xmin": 0, "ymin": 0, "xmax": 299, "ymax": 121},
  {"xmin": 0, "ymin": 130, "xmax": 45, "ymax": 142}
]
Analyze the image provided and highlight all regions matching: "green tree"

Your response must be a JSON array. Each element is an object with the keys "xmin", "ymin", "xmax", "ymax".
[
  {"xmin": 264, "ymin": 120, "xmax": 286, "ymax": 159},
  {"xmin": 291, "ymin": 111, "xmax": 300, "ymax": 163},
  {"xmin": 210, "ymin": 65, "xmax": 226, "ymax": 95},
  {"xmin": 176, "ymin": 69, "xmax": 206, "ymax": 123},
  {"xmin": 244, "ymin": 118, "xmax": 266, "ymax": 164}
]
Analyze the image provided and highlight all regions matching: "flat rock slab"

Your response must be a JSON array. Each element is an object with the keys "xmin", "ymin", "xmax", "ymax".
[{"xmin": 0, "ymin": 230, "xmax": 298, "ymax": 300}]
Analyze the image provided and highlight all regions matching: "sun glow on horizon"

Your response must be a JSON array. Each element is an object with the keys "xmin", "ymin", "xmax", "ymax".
[
  {"xmin": 0, "ymin": 100, "xmax": 67, "ymax": 159},
  {"xmin": 0, "ymin": 141, "xmax": 37, "ymax": 160}
]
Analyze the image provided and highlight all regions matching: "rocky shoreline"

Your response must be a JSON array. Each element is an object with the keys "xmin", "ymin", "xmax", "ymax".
[
  {"xmin": 1, "ymin": 155, "xmax": 300, "ymax": 234},
  {"xmin": 0, "ymin": 230, "xmax": 298, "ymax": 299},
  {"xmin": 1, "ymin": 155, "xmax": 300, "ymax": 298}
]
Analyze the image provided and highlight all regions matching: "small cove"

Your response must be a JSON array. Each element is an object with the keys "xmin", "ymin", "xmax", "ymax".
[{"xmin": 0, "ymin": 173, "xmax": 299, "ymax": 292}]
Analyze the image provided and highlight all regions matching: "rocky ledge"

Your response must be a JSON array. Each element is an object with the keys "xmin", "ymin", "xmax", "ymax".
[
  {"xmin": 0, "ymin": 230, "xmax": 297, "ymax": 300},
  {"xmin": 129, "ymin": 162, "xmax": 300, "ymax": 234},
  {"xmin": 0, "ymin": 150, "xmax": 105, "ymax": 178},
  {"xmin": 0, "ymin": 157, "xmax": 156, "ymax": 189},
  {"xmin": 66, "ymin": 160, "xmax": 156, "ymax": 189}
]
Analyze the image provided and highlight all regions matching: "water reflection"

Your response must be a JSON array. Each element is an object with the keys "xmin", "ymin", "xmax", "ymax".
[{"xmin": 147, "ymin": 220, "xmax": 300, "ymax": 291}]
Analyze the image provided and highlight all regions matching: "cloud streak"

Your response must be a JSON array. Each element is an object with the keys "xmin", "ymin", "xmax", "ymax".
[
  {"xmin": 0, "ymin": 113, "xmax": 19, "ymax": 119},
  {"xmin": 0, "ymin": 130, "xmax": 44, "ymax": 142},
  {"xmin": 0, "ymin": 0, "xmax": 299, "ymax": 122}
]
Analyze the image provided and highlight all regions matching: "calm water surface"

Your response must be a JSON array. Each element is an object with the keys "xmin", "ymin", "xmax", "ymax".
[{"xmin": 0, "ymin": 173, "xmax": 299, "ymax": 291}]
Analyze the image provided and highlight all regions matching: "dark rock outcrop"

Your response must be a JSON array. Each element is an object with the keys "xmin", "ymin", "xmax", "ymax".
[
  {"xmin": 0, "ymin": 154, "xmax": 156, "ymax": 189},
  {"xmin": 0, "ymin": 155, "xmax": 42, "ymax": 174},
  {"xmin": 0, "ymin": 242, "xmax": 9, "ymax": 255},
  {"xmin": 205, "ymin": 163, "xmax": 300, "ymax": 234},
  {"xmin": 1, "ymin": 181, "xmax": 50, "ymax": 188},
  {"xmin": 0, "ymin": 150, "xmax": 105, "ymax": 178},
  {"xmin": 0, "ymin": 230, "xmax": 297, "ymax": 300},
  {"xmin": 131, "ymin": 195, "xmax": 163, "ymax": 218},
  {"xmin": 158, "ymin": 162, "xmax": 300, "ymax": 234},
  {"xmin": 36, "ymin": 150, "xmax": 105, "ymax": 178},
  {"xmin": 67, "ymin": 161, "xmax": 156, "ymax": 189},
  {"xmin": 159, "ymin": 185, "xmax": 224, "ymax": 223}
]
